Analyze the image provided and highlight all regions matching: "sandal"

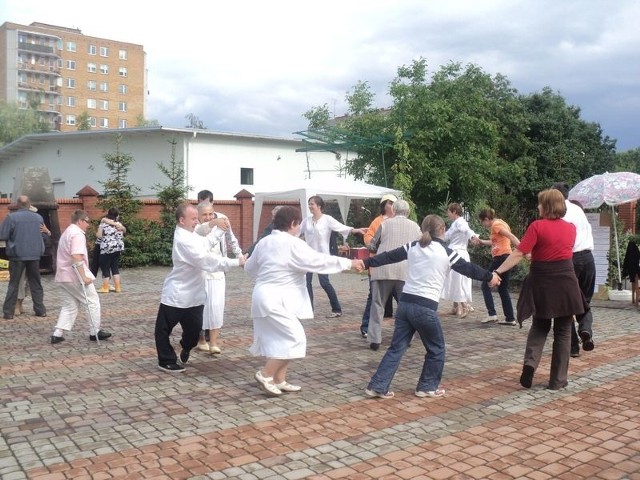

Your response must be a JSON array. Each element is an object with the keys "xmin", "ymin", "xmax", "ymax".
[
  {"xmin": 275, "ymin": 381, "xmax": 302, "ymax": 392},
  {"xmin": 255, "ymin": 370, "xmax": 282, "ymax": 396},
  {"xmin": 365, "ymin": 388, "xmax": 394, "ymax": 399}
]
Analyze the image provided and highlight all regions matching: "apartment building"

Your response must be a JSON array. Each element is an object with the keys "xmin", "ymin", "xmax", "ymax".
[{"xmin": 0, "ymin": 21, "xmax": 146, "ymax": 132}]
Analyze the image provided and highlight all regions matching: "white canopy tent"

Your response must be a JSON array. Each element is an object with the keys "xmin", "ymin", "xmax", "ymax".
[{"xmin": 252, "ymin": 177, "xmax": 402, "ymax": 241}]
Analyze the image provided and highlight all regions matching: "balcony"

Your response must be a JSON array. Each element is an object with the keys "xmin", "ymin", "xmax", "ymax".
[{"xmin": 18, "ymin": 43, "xmax": 55, "ymax": 55}]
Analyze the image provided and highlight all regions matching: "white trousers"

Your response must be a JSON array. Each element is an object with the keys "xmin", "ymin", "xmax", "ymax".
[
  {"xmin": 203, "ymin": 275, "xmax": 225, "ymax": 330},
  {"xmin": 54, "ymin": 282, "xmax": 101, "ymax": 335}
]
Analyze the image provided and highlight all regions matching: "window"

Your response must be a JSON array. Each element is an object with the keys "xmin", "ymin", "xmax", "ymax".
[
  {"xmin": 100, "ymin": 46, "xmax": 109, "ymax": 57},
  {"xmin": 240, "ymin": 168, "xmax": 254, "ymax": 185},
  {"xmin": 99, "ymin": 118, "xmax": 109, "ymax": 128},
  {"xmin": 67, "ymin": 96, "xmax": 76, "ymax": 107},
  {"xmin": 118, "ymin": 84, "xmax": 127, "ymax": 94},
  {"xmin": 119, "ymin": 49, "xmax": 128, "ymax": 60},
  {"xmin": 39, "ymin": 74, "xmax": 45, "ymax": 84},
  {"xmin": 66, "ymin": 60, "xmax": 76, "ymax": 70},
  {"xmin": 118, "ymin": 67, "xmax": 127, "ymax": 77},
  {"xmin": 118, "ymin": 102, "xmax": 127, "ymax": 112},
  {"xmin": 87, "ymin": 63, "xmax": 97, "ymax": 73},
  {"xmin": 66, "ymin": 115, "xmax": 76, "ymax": 125},
  {"xmin": 100, "ymin": 64, "xmax": 109, "ymax": 75},
  {"xmin": 87, "ymin": 99, "xmax": 97, "ymax": 109},
  {"xmin": 66, "ymin": 78, "xmax": 76, "ymax": 88},
  {"xmin": 87, "ymin": 80, "xmax": 97, "ymax": 91},
  {"xmin": 89, "ymin": 117, "xmax": 97, "ymax": 127},
  {"xmin": 88, "ymin": 44, "xmax": 97, "ymax": 55},
  {"xmin": 119, "ymin": 119, "xmax": 127, "ymax": 128},
  {"xmin": 99, "ymin": 100, "xmax": 108, "ymax": 110},
  {"xmin": 67, "ymin": 41, "xmax": 76, "ymax": 52},
  {"xmin": 100, "ymin": 82, "xmax": 108, "ymax": 92}
]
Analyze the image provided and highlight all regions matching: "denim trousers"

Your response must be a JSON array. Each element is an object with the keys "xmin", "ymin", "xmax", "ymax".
[
  {"xmin": 368, "ymin": 301, "xmax": 445, "ymax": 394},
  {"xmin": 481, "ymin": 254, "xmax": 515, "ymax": 320},
  {"xmin": 306, "ymin": 273, "xmax": 341, "ymax": 313}
]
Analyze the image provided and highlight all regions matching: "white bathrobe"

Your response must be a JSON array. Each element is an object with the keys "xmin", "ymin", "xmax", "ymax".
[{"xmin": 245, "ymin": 230, "xmax": 352, "ymax": 359}]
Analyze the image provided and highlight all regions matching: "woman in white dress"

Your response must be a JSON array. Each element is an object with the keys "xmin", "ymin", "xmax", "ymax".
[
  {"xmin": 245, "ymin": 206, "xmax": 360, "ymax": 397},
  {"xmin": 442, "ymin": 203, "xmax": 476, "ymax": 317}
]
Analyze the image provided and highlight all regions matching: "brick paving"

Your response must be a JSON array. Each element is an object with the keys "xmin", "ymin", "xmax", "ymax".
[{"xmin": 0, "ymin": 267, "xmax": 639, "ymax": 480}]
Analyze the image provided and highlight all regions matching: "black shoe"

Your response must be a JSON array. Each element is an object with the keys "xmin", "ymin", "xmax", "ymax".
[
  {"xmin": 50, "ymin": 335, "xmax": 65, "ymax": 344},
  {"xmin": 158, "ymin": 363, "xmax": 185, "ymax": 373},
  {"xmin": 570, "ymin": 351, "xmax": 580, "ymax": 358},
  {"xmin": 520, "ymin": 365, "xmax": 534, "ymax": 389},
  {"xmin": 360, "ymin": 328, "xmax": 368, "ymax": 338},
  {"xmin": 35, "ymin": 312, "xmax": 47, "ymax": 317},
  {"xmin": 369, "ymin": 343, "xmax": 380, "ymax": 351},
  {"xmin": 178, "ymin": 349, "xmax": 190, "ymax": 365},
  {"xmin": 3, "ymin": 313, "xmax": 14, "ymax": 320},
  {"xmin": 89, "ymin": 330, "xmax": 112, "ymax": 341},
  {"xmin": 579, "ymin": 331, "xmax": 594, "ymax": 351}
]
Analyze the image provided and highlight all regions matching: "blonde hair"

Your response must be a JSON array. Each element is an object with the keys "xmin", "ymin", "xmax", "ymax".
[
  {"xmin": 538, "ymin": 189, "xmax": 567, "ymax": 219},
  {"xmin": 419, "ymin": 215, "xmax": 445, "ymax": 247}
]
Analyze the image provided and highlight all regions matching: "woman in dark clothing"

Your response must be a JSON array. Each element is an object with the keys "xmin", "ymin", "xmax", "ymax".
[{"xmin": 494, "ymin": 189, "xmax": 588, "ymax": 390}]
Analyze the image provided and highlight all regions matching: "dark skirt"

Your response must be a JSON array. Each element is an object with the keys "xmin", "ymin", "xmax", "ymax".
[{"xmin": 516, "ymin": 259, "xmax": 589, "ymax": 325}]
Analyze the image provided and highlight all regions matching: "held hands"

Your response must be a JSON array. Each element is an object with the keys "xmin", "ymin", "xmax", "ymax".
[
  {"xmin": 488, "ymin": 272, "xmax": 501, "ymax": 288},
  {"xmin": 352, "ymin": 227, "xmax": 367, "ymax": 235},
  {"xmin": 40, "ymin": 223, "xmax": 51, "ymax": 236},
  {"xmin": 238, "ymin": 253, "xmax": 248, "ymax": 267},
  {"xmin": 351, "ymin": 259, "xmax": 366, "ymax": 272},
  {"xmin": 470, "ymin": 236, "xmax": 481, "ymax": 246}
]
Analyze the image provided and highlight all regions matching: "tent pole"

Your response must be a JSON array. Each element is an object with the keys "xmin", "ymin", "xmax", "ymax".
[{"xmin": 612, "ymin": 205, "xmax": 622, "ymax": 289}]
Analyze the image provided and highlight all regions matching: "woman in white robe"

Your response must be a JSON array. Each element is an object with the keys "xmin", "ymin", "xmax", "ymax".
[
  {"xmin": 245, "ymin": 206, "xmax": 359, "ymax": 397},
  {"xmin": 441, "ymin": 203, "xmax": 477, "ymax": 317}
]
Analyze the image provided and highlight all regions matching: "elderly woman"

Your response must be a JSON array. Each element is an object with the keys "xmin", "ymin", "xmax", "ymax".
[
  {"xmin": 494, "ymin": 189, "xmax": 588, "ymax": 390},
  {"xmin": 245, "ymin": 206, "xmax": 361, "ymax": 397}
]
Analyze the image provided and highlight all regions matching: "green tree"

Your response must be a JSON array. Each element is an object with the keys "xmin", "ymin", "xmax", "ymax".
[
  {"xmin": 76, "ymin": 111, "xmax": 91, "ymax": 130},
  {"xmin": 153, "ymin": 137, "xmax": 192, "ymax": 228},
  {"xmin": 0, "ymin": 101, "xmax": 50, "ymax": 146},
  {"xmin": 135, "ymin": 114, "xmax": 160, "ymax": 127},
  {"xmin": 185, "ymin": 113, "xmax": 206, "ymax": 129}
]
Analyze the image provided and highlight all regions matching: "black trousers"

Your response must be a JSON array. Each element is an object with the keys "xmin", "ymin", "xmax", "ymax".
[
  {"xmin": 571, "ymin": 250, "xmax": 596, "ymax": 353},
  {"xmin": 154, "ymin": 303, "xmax": 204, "ymax": 365}
]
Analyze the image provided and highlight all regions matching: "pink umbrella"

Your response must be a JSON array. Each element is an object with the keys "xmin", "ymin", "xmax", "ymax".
[{"xmin": 568, "ymin": 171, "xmax": 640, "ymax": 287}]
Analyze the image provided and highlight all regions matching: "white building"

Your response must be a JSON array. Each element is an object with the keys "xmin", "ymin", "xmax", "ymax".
[{"xmin": 0, "ymin": 127, "xmax": 351, "ymax": 199}]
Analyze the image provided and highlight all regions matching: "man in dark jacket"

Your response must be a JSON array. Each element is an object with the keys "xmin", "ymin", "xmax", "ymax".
[{"xmin": 0, "ymin": 195, "xmax": 47, "ymax": 319}]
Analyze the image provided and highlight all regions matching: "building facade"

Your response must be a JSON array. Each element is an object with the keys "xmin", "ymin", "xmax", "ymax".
[{"xmin": 0, "ymin": 21, "xmax": 146, "ymax": 132}]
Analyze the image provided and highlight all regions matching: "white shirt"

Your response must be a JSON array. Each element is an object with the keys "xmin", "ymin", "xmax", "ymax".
[
  {"xmin": 160, "ymin": 226, "xmax": 240, "ymax": 308},
  {"xmin": 195, "ymin": 212, "xmax": 243, "ymax": 279},
  {"xmin": 298, "ymin": 214, "xmax": 352, "ymax": 254},
  {"xmin": 563, "ymin": 200, "xmax": 594, "ymax": 252},
  {"xmin": 444, "ymin": 217, "xmax": 476, "ymax": 250}
]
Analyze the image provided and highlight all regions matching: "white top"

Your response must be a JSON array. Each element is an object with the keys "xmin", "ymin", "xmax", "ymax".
[
  {"xmin": 444, "ymin": 216, "xmax": 476, "ymax": 250},
  {"xmin": 298, "ymin": 214, "xmax": 352, "ymax": 254},
  {"xmin": 160, "ymin": 226, "xmax": 240, "ymax": 308},
  {"xmin": 195, "ymin": 212, "xmax": 243, "ymax": 279},
  {"xmin": 245, "ymin": 230, "xmax": 352, "ymax": 319},
  {"xmin": 563, "ymin": 200, "xmax": 594, "ymax": 252}
]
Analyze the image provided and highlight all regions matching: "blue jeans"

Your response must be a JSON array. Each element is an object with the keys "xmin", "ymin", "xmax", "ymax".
[
  {"xmin": 306, "ymin": 273, "xmax": 341, "ymax": 313},
  {"xmin": 481, "ymin": 254, "xmax": 515, "ymax": 320},
  {"xmin": 367, "ymin": 301, "xmax": 445, "ymax": 394}
]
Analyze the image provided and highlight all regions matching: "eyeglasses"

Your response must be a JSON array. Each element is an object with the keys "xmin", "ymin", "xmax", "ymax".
[{"xmin": 81, "ymin": 218, "xmax": 90, "ymax": 223}]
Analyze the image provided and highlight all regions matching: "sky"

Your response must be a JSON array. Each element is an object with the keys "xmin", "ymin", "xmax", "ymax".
[{"xmin": 3, "ymin": 0, "xmax": 639, "ymax": 151}]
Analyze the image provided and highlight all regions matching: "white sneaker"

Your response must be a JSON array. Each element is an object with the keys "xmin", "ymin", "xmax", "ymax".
[
  {"xmin": 415, "ymin": 388, "xmax": 446, "ymax": 398},
  {"xmin": 255, "ymin": 370, "xmax": 282, "ymax": 396},
  {"xmin": 482, "ymin": 315, "xmax": 498, "ymax": 323}
]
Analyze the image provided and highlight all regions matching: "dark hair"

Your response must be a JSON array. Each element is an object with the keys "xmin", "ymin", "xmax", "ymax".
[
  {"xmin": 419, "ymin": 214, "xmax": 445, "ymax": 247},
  {"xmin": 478, "ymin": 208, "xmax": 495, "ymax": 221},
  {"xmin": 273, "ymin": 206, "xmax": 302, "ymax": 231},
  {"xmin": 197, "ymin": 189, "xmax": 214, "ymax": 202},
  {"xmin": 551, "ymin": 182, "xmax": 570, "ymax": 200},
  {"xmin": 106, "ymin": 207, "xmax": 119, "ymax": 220},
  {"xmin": 447, "ymin": 202, "xmax": 462, "ymax": 216},
  {"xmin": 538, "ymin": 189, "xmax": 567, "ymax": 219},
  {"xmin": 175, "ymin": 203, "xmax": 193, "ymax": 222},
  {"xmin": 308, "ymin": 195, "xmax": 325, "ymax": 211}
]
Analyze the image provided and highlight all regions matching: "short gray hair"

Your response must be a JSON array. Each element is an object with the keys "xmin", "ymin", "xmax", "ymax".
[{"xmin": 392, "ymin": 199, "xmax": 410, "ymax": 216}]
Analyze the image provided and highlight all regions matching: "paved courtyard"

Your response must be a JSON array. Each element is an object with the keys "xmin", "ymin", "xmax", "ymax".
[{"xmin": 0, "ymin": 266, "xmax": 639, "ymax": 480}]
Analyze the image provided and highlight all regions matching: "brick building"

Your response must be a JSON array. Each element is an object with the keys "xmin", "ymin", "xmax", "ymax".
[{"xmin": 0, "ymin": 21, "xmax": 146, "ymax": 131}]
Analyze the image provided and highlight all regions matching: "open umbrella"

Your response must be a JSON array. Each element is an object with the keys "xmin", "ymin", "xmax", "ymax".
[{"xmin": 568, "ymin": 171, "xmax": 640, "ymax": 287}]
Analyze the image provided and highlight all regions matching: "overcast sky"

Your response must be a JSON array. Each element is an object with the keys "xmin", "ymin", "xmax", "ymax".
[{"xmin": 3, "ymin": 0, "xmax": 639, "ymax": 151}]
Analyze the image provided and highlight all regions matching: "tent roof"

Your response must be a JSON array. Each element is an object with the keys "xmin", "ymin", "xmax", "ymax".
[{"xmin": 252, "ymin": 177, "xmax": 402, "ymax": 241}]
